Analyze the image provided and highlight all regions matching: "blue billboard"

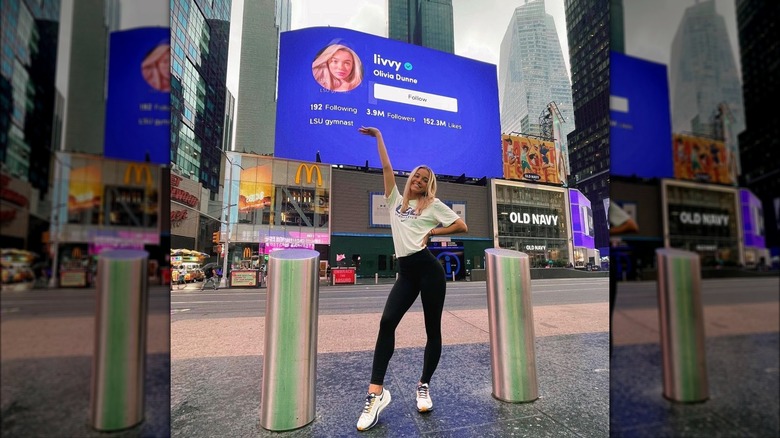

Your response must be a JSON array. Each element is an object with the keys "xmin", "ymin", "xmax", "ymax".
[
  {"xmin": 610, "ymin": 51, "xmax": 674, "ymax": 178},
  {"xmin": 104, "ymin": 27, "xmax": 170, "ymax": 165},
  {"xmin": 275, "ymin": 27, "xmax": 502, "ymax": 178}
]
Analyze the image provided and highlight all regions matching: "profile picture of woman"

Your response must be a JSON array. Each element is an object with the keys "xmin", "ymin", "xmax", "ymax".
[
  {"xmin": 141, "ymin": 43, "xmax": 171, "ymax": 92},
  {"xmin": 312, "ymin": 43, "xmax": 363, "ymax": 92}
]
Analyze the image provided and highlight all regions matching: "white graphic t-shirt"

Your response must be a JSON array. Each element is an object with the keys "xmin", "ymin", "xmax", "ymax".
[{"xmin": 386, "ymin": 185, "xmax": 461, "ymax": 258}]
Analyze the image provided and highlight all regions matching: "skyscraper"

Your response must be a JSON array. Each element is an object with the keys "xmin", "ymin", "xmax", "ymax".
[
  {"xmin": 498, "ymin": 0, "xmax": 574, "ymax": 141},
  {"xmin": 233, "ymin": 0, "xmax": 290, "ymax": 156},
  {"xmin": 1, "ymin": 0, "xmax": 60, "ymax": 195},
  {"xmin": 565, "ymin": 0, "xmax": 610, "ymax": 251},
  {"xmin": 670, "ymin": 0, "xmax": 744, "ymax": 172},
  {"xmin": 736, "ymin": 0, "xmax": 779, "ymax": 251},
  {"xmin": 388, "ymin": 0, "xmax": 454, "ymax": 53},
  {"xmin": 170, "ymin": 0, "xmax": 232, "ymax": 192}
]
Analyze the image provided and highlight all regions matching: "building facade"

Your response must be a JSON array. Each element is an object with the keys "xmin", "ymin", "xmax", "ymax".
[
  {"xmin": 170, "ymin": 0, "xmax": 232, "ymax": 192},
  {"xmin": 1, "ymin": 0, "xmax": 60, "ymax": 196},
  {"xmin": 565, "ymin": 0, "xmax": 610, "ymax": 252},
  {"xmin": 388, "ymin": 0, "xmax": 454, "ymax": 53},
  {"xmin": 492, "ymin": 179, "xmax": 573, "ymax": 268},
  {"xmin": 736, "ymin": 0, "xmax": 779, "ymax": 253},
  {"xmin": 233, "ymin": 0, "xmax": 290, "ymax": 156},
  {"xmin": 670, "ymin": 0, "xmax": 745, "ymax": 170},
  {"xmin": 499, "ymin": 0, "xmax": 574, "ymax": 140},
  {"xmin": 49, "ymin": 153, "xmax": 164, "ymax": 286},
  {"xmin": 216, "ymin": 159, "xmax": 593, "ymax": 280},
  {"xmin": 220, "ymin": 154, "xmax": 331, "ymax": 273}
]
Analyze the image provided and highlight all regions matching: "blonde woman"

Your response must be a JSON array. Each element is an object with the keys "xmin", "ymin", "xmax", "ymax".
[
  {"xmin": 312, "ymin": 44, "xmax": 363, "ymax": 92},
  {"xmin": 355, "ymin": 126, "xmax": 468, "ymax": 431}
]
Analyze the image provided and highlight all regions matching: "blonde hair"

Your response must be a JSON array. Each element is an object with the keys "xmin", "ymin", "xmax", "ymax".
[
  {"xmin": 311, "ymin": 44, "xmax": 363, "ymax": 91},
  {"xmin": 402, "ymin": 165, "xmax": 437, "ymax": 214}
]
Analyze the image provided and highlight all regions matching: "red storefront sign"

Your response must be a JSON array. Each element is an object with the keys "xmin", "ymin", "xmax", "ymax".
[{"xmin": 331, "ymin": 267, "xmax": 356, "ymax": 285}]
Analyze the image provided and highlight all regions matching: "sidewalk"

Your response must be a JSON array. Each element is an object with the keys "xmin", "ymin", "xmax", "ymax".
[
  {"xmin": 1, "ymin": 285, "xmax": 171, "ymax": 437},
  {"xmin": 611, "ymin": 280, "xmax": 780, "ymax": 437},
  {"xmin": 171, "ymin": 295, "xmax": 609, "ymax": 436}
]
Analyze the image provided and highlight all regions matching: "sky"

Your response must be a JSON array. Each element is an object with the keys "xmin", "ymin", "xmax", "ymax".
[
  {"xmin": 226, "ymin": 0, "xmax": 570, "ymax": 96},
  {"xmin": 622, "ymin": 0, "xmax": 741, "ymax": 79}
]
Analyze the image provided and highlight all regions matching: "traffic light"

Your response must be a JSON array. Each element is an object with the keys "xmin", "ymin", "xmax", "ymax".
[
  {"xmin": 212, "ymin": 231, "xmax": 220, "ymax": 243},
  {"xmin": 214, "ymin": 244, "xmax": 222, "ymax": 254}
]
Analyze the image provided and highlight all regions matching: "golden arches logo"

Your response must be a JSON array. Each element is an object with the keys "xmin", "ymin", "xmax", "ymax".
[
  {"xmin": 295, "ymin": 163, "xmax": 323, "ymax": 186},
  {"xmin": 72, "ymin": 247, "xmax": 83, "ymax": 259},
  {"xmin": 124, "ymin": 163, "xmax": 154, "ymax": 187},
  {"xmin": 243, "ymin": 247, "xmax": 252, "ymax": 259}
]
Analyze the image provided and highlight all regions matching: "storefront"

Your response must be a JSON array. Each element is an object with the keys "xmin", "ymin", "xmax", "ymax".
[
  {"xmin": 492, "ymin": 179, "xmax": 573, "ymax": 267},
  {"xmin": 1, "ymin": 171, "xmax": 32, "ymax": 250},
  {"xmin": 662, "ymin": 179, "xmax": 742, "ymax": 267},
  {"xmin": 49, "ymin": 152, "xmax": 163, "ymax": 287},
  {"xmin": 220, "ymin": 154, "xmax": 331, "ymax": 280},
  {"xmin": 170, "ymin": 171, "xmax": 202, "ymax": 250}
]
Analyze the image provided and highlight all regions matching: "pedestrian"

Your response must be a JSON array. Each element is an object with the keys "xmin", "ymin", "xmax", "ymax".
[
  {"xmin": 355, "ymin": 126, "xmax": 468, "ymax": 431},
  {"xmin": 201, "ymin": 266, "xmax": 217, "ymax": 290}
]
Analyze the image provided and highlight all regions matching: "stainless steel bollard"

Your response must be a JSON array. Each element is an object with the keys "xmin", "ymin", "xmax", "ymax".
[
  {"xmin": 260, "ymin": 249, "xmax": 320, "ymax": 431},
  {"xmin": 484, "ymin": 248, "xmax": 538, "ymax": 403},
  {"xmin": 656, "ymin": 248, "xmax": 709, "ymax": 403},
  {"xmin": 90, "ymin": 249, "xmax": 149, "ymax": 431}
]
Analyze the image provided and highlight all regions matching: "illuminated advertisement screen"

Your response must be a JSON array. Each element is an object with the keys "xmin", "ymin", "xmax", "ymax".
[
  {"xmin": 610, "ymin": 51, "xmax": 673, "ymax": 178},
  {"xmin": 569, "ymin": 189, "xmax": 595, "ymax": 249},
  {"xmin": 104, "ymin": 27, "xmax": 170, "ymax": 164},
  {"xmin": 502, "ymin": 134, "xmax": 564, "ymax": 185},
  {"xmin": 740, "ymin": 189, "xmax": 765, "ymax": 248},
  {"xmin": 673, "ymin": 133, "xmax": 736, "ymax": 185},
  {"xmin": 275, "ymin": 27, "xmax": 501, "ymax": 178}
]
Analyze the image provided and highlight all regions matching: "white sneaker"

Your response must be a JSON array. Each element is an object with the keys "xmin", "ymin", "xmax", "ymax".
[
  {"xmin": 416, "ymin": 383, "xmax": 433, "ymax": 412},
  {"xmin": 356, "ymin": 388, "xmax": 391, "ymax": 431}
]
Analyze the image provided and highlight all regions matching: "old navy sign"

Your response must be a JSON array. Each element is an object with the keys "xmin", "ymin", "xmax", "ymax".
[
  {"xmin": 509, "ymin": 212, "xmax": 559, "ymax": 226},
  {"xmin": 678, "ymin": 211, "xmax": 730, "ymax": 227}
]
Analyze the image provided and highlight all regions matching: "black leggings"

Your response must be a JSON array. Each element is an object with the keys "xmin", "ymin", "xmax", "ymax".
[{"xmin": 370, "ymin": 248, "xmax": 447, "ymax": 386}]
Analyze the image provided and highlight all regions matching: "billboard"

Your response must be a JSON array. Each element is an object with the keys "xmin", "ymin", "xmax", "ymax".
[
  {"xmin": 740, "ymin": 189, "xmax": 765, "ymax": 248},
  {"xmin": 501, "ymin": 134, "xmax": 563, "ymax": 185},
  {"xmin": 275, "ymin": 27, "xmax": 501, "ymax": 178},
  {"xmin": 672, "ymin": 133, "xmax": 736, "ymax": 185},
  {"xmin": 104, "ymin": 27, "xmax": 170, "ymax": 164},
  {"xmin": 610, "ymin": 52, "xmax": 674, "ymax": 178},
  {"xmin": 569, "ymin": 189, "xmax": 595, "ymax": 249}
]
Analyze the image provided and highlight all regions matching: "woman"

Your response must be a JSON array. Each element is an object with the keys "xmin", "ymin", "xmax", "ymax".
[
  {"xmin": 355, "ymin": 127, "xmax": 468, "ymax": 431},
  {"xmin": 311, "ymin": 44, "xmax": 363, "ymax": 92}
]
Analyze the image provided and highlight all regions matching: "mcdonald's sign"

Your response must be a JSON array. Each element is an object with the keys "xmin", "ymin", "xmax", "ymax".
[
  {"xmin": 295, "ymin": 163, "xmax": 323, "ymax": 186},
  {"xmin": 124, "ymin": 163, "xmax": 154, "ymax": 187},
  {"xmin": 243, "ymin": 247, "xmax": 252, "ymax": 259},
  {"xmin": 72, "ymin": 247, "xmax": 83, "ymax": 259}
]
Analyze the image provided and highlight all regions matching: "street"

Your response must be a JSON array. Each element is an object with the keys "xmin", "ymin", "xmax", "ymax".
[
  {"xmin": 1, "ymin": 284, "xmax": 171, "ymax": 319},
  {"xmin": 171, "ymin": 277, "xmax": 608, "ymax": 320}
]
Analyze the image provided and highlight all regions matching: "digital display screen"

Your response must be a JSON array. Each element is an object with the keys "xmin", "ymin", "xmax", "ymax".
[
  {"xmin": 104, "ymin": 27, "xmax": 170, "ymax": 164},
  {"xmin": 610, "ymin": 51, "xmax": 674, "ymax": 178},
  {"xmin": 275, "ymin": 27, "xmax": 502, "ymax": 178}
]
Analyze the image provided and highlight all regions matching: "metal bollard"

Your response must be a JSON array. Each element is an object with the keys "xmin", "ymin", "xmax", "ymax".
[
  {"xmin": 656, "ymin": 248, "xmax": 708, "ymax": 403},
  {"xmin": 260, "ymin": 249, "xmax": 320, "ymax": 431},
  {"xmin": 90, "ymin": 249, "xmax": 149, "ymax": 431},
  {"xmin": 484, "ymin": 248, "xmax": 538, "ymax": 403}
]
